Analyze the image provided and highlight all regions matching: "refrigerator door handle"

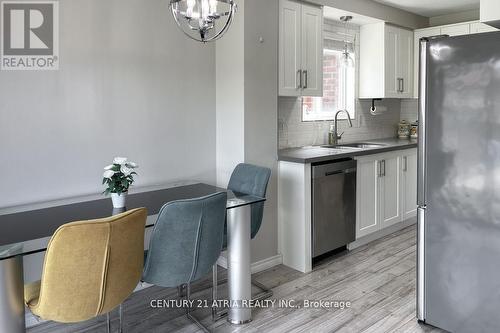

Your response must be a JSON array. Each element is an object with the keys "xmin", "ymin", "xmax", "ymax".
[
  {"xmin": 417, "ymin": 38, "xmax": 428, "ymax": 206},
  {"xmin": 417, "ymin": 206, "xmax": 426, "ymax": 321}
]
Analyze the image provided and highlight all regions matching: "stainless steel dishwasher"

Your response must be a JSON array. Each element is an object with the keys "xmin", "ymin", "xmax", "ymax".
[{"xmin": 312, "ymin": 159, "xmax": 356, "ymax": 258}]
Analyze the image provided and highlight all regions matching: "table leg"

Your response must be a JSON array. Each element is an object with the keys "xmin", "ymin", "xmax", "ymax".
[
  {"xmin": 226, "ymin": 205, "xmax": 252, "ymax": 325},
  {"xmin": 0, "ymin": 256, "xmax": 25, "ymax": 333}
]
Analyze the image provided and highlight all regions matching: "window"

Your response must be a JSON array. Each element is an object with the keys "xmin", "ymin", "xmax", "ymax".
[{"xmin": 302, "ymin": 44, "xmax": 356, "ymax": 122}]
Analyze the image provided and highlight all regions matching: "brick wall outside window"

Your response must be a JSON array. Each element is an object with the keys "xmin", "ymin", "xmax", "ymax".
[{"xmin": 302, "ymin": 48, "xmax": 354, "ymax": 121}]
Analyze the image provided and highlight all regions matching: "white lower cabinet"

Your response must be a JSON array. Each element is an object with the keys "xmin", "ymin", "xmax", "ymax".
[
  {"xmin": 356, "ymin": 158, "xmax": 379, "ymax": 238},
  {"xmin": 380, "ymin": 154, "xmax": 402, "ymax": 229},
  {"xmin": 355, "ymin": 148, "xmax": 417, "ymax": 239},
  {"xmin": 401, "ymin": 149, "xmax": 418, "ymax": 220}
]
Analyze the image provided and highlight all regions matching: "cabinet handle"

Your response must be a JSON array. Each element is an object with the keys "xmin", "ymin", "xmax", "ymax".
[
  {"xmin": 382, "ymin": 160, "xmax": 386, "ymax": 177},
  {"xmin": 401, "ymin": 78, "xmax": 404, "ymax": 93},
  {"xmin": 298, "ymin": 70, "xmax": 302, "ymax": 89},
  {"xmin": 397, "ymin": 78, "xmax": 403, "ymax": 93},
  {"xmin": 403, "ymin": 156, "xmax": 408, "ymax": 172},
  {"xmin": 303, "ymin": 70, "xmax": 308, "ymax": 89}
]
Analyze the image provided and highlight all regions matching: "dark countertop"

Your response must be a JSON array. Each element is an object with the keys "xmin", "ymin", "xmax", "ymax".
[{"xmin": 278, "ymin": 138, "xmax": 418, "ymax": 164}]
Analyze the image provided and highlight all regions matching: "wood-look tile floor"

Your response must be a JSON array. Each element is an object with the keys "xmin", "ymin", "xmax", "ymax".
[{"xmin": 29, "ymin": 225, "xmax": 445, "ymax": 333}]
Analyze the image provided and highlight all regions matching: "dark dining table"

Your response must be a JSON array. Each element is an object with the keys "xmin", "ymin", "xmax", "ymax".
[{"xmin": 0, "ymin": 181, "xmax": 265, "ymax": 332}]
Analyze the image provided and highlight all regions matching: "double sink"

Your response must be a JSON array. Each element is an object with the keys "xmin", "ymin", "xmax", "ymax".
[{"xmin": 320, "ymin": 142, "xmax": 388, "ymax": 150}]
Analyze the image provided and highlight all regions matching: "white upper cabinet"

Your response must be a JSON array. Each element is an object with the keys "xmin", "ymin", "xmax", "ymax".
[
  {"xmin": 300, "ymin": 4, "xmax": 323, "ymax": 96},
  {"xmin": 360, "ymin": 22, "xmax": 413, "ymax": 99},
  {"xmin": 440, "ymin": 23, "xmax": 470, "ymax": 36},
  {"xmin": 470, "ymin": 22, "xmax": 498, "ymax": 34},
  {"xmin": 279, "ymin": 0, "xmax": 301, "ymax": 96},
  {"xmin": 279, "ymin": 0, "xmax": 322, "ymax": 97},
  {"xmin": 413, "ymin": 21, "xmax": 498, "ymax": 98},
  {"xmin": 480, "ymin": 0, "xmax": 500, "ymax": 29},
  {"xmin": 398, "ymin": 28, "xmax": 414, "ymax": 98}
]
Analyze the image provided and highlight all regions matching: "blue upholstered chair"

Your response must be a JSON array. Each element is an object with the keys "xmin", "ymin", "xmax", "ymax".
[
  {"xmin": 212, "ymin": 163, "xmax": 272, "ymax": 320},
  {"xmin": 228, "ymin": 163, "xmax": 271, "ymax": 240},
  {"xmin": 142, "ymin": 192, "xmax": 227, "ymax": 332}
]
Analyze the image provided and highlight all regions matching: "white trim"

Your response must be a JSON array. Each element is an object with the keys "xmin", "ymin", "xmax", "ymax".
[{"xmin": 217, "ymin": 253, "xmax": 283, "ymax": 274}]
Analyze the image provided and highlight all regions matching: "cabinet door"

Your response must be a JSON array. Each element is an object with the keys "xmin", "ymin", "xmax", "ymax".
[
  {"xmin": 356, "ymin": 159, "xmax": 380, "ymax": 238},
  {"xmin": 301, "ymin": 4, "xmax": 323, "ymax": 97},
  {"xmin": 470, "ymin": 22, "xmax": 498, "ymax": 34},
  {"xmin": 413, "ymin": 28, "xmax": 441, "ymax": 98},
  {"xmin": 402, "ymin": 150, "xmax": 418, "ymax": 220},
  {"xmin": 379, "ymin": 155, "xmax": 402, "ymax": 229},
  {"xmin": 398, "ymin": 28, "xmax": 413, "ymax": 98},
  {"xmin": 441, "ymin": 23, "xmax": 470, "ymax": 36},
  {"xmin": 384, "ymin": 26, "xmax": 400, "ymax": 98},
  {"xmin": 279, "ymin": 0, "xmax": 302, "ymax": 96}
]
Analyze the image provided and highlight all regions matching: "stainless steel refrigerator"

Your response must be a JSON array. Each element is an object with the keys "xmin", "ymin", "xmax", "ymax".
[{"xmin": 417, "ymin": 31, "xmax": 500, "ymax": 332}]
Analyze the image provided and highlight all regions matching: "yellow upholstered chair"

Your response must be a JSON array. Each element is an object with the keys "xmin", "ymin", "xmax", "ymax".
[{"xmin": 24, "ymin": 208, "xmax": 147, "ymax": 332}]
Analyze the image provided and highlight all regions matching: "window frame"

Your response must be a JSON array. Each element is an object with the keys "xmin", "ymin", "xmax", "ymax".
[{"xmin": 302, "ymin": 35, "xmax": 357, "ymax": 123}]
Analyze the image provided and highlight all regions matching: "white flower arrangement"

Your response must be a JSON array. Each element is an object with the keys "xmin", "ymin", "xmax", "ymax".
[{"xmin": 102, "ymin": 157, "xmax": 139, "ymax": 196}]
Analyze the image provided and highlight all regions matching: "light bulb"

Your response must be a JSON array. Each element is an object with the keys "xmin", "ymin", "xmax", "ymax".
[
  {"xmin": 209, "ymin": 0, "xmax": 217, "ymax": 14},
  {"xmin": 342, "ymin": 50, "xmax": 354, "ymax": 68}
]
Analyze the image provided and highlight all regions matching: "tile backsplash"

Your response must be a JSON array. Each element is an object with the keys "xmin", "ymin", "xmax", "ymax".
[
  {"xmin": 401, "ymin": 99, "xmax": 419, "ymax": 123},
  {"xmin": 278, "ymin": 97, "xmax": 403, "ymax": 149}
]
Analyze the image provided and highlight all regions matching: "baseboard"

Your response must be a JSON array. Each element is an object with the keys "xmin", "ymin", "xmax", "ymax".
[
  {"xmin": 348, "ymin": 217, "xmax": 417, "ymax": 250},
  {"xmin": 217, "ymin": 253, "xmax": 283, "ymax": 274}
]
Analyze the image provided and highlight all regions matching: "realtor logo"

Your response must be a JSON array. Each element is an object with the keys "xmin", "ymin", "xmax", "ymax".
[{"xmin": 1, "ymin": 1, "xmax": 59, "ymax": 70}]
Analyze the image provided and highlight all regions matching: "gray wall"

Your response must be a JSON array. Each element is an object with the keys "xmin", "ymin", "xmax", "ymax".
[
  {"xmin": 216, "ymin": 0, "xmax": 279, "ymax": 264},
  {"xmin": 244, "ymin": 0, "xmax": 279, "ymax": 263},
  {"xmin": 216, "ymin": 0, "xmax": 245, "ymax": 186},
  {"xmin": 0, "ymin": 0, "xmax": 216, "ymax": 208}
]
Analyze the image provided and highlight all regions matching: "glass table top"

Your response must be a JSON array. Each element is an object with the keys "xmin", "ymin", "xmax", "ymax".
[{"xmin": 0, "ymin": 182, "xmax": 265, "ymax": 260}]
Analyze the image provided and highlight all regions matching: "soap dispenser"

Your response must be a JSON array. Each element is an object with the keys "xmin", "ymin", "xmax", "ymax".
[{"xmin": 328, "ymin": 124, "xmax": 336, "ymax": 145}]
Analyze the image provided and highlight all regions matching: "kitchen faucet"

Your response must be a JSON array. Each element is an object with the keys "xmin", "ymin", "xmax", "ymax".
[{"xmin": 329, "ymin": 110, "xmax": 353, "ymax": 145}]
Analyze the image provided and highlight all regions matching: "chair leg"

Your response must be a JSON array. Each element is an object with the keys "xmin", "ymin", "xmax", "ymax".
[
  {"xmin": 185, "ymin": 283, "xmax": 211, "ymax": 333},
  {"xmin": 177, "ymin": 283, "xmax": 187, "ymax": 298},
  {"xmin": 211, "ymin": 264, "xmax": 228, "ymax": 322},
  {"xmin": 119, "ymin": 304, "xmax": 123, "ymax": 333},
  {"xmin": 105, "ymin": 304, "xmax": 124, "ymax": 333},
  {"xmin": 215, "ymin": 264, "xmax": 273, "ymax": 302},
  {"xmin": 106, "ymin": 312, "xmax": 111, "ymax": 333}
]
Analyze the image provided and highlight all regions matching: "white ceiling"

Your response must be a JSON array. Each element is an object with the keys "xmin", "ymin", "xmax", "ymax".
[
  {"xmin": 373, "ymin": 0, "xmax": 479, "ymax": 17},
  {"xmin": 323, "ymin": 7, "xmax": 382, "ymax": 25}
]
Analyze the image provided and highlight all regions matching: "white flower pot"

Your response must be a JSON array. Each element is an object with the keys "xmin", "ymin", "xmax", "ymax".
[{"xmin": 111, "ymin": 192, "xmax": 127, "ymax": 208}]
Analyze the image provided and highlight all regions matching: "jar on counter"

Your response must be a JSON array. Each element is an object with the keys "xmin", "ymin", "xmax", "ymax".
[
  {"xmin": 398, "ymin": 120, "xmax": 411, "ymax": 139},
  {"xmin": 410, "ymin": 121, "xmax": 418, "ymax": 139}
]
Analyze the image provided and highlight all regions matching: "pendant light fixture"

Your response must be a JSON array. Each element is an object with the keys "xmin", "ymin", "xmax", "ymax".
[
  {"xmin": 340, "ymin": 16, "xmax": 355, "ymax": 68},
  {"xmin": 169, "ymin": 0, "xmax": 237, "ymax": 43}
]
